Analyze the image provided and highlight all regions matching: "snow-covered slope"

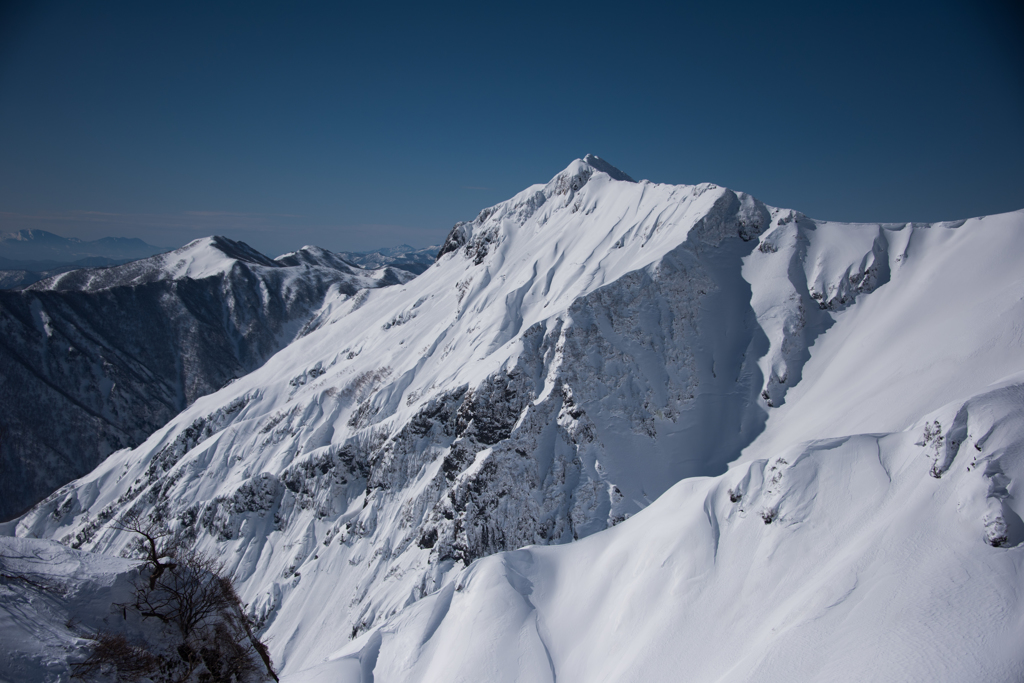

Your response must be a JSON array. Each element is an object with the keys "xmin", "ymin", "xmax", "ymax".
[
  {"xmin": 9, "ymin": 157, "xmax": 1024, "ymax": 679},
  {"xmin": 0, "ymin": 536, "xmax": 139, "ymax": 682},
  {"xmin": 305, "ymin": 377, "xmax": 1024, "ymax": 683},
  {"xmin": 0, "ymin": 237, "xmax": 410, "ymax": 520}
]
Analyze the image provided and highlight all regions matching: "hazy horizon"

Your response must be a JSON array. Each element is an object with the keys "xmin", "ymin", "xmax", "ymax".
[
  {"xmin": 0, "ymin": 226, "xmax": 439, "ymax": 258},
  {"xmin": 2, "ymin": 1, "xmax": 1022, "ymax": 257}
]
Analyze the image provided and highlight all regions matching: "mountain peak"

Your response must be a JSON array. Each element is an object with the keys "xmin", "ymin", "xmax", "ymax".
[
  {"xmin": 9, "ymin": 158, "xmax": 1024, "ymax": 681},
  {"xmin": 437, "ymin": 155, "xmax": 640, "ymax": 262},
  {"xmin": 581, "ymin": 153, "xmax": 635, "ymax": 182},
  {"xmin": 0, "ymin": 229, "xmax": 74, "ymax": 243},
  {"xmin": 27, "ymin": 236, "xmax": 281, "ymax": 291},
  {"xmin": 275, "ymin": 244, "xmax": 358, "ymax": 272},
  {"xmin": 175, "ymin": 236, "xmax": 279, "ymax": 268},
  {"xmin": 551, "ymin": 155, "xmax": 635, "ymax": 193}
]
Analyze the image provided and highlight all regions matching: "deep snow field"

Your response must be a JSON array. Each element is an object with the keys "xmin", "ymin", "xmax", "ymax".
[{"xmin": 2, "ymin": 156, "xmax": 1023, "ymax": 682}]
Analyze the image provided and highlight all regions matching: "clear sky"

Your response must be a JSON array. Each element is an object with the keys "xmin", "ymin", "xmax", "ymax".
[{"xmin": 1, "ymin": 0, "xmax": 1021, "ymax": 257}]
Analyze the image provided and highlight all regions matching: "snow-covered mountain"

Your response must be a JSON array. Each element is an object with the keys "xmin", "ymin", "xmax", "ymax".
[
  {"xmin": 6, "ymin": 156, "xmax": 1024, "ymax": 681},
  {"xmin": 0, "ymin": 237, "xmax": 411, "ymax": 521}
]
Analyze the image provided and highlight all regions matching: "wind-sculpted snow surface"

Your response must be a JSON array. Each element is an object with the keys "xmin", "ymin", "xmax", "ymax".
[
  {"xmin": 10, "ymin": 156, "xmax": 1024, "ymax": 679},
  {"xmin": 304, "ymin": 377, "xmax": 1024, "ymax": 683},
  {"xmin": 0, "ymin": 237, "xmax": 409, "ymax": 520}
]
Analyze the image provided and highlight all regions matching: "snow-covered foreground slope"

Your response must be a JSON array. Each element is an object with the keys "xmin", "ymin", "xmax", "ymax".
[
  {"xmin": 0, "ymin": 537, "xmax": 139, "ymax": 682},
  {"xmin": 0, "ymin": 237, "xmax": 409, "ymax": 520},
  {"xmin": 303, "ymin": 377, "xmax": 1024, "ymax": 683},
  {"xmin": 8, "ymin": 156, "xmax": 1024, "ymax": 679}
]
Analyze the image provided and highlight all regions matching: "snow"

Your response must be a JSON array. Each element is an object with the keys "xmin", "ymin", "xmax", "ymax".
[
  {"xmin": 5, "ymin": 156, "xmax": 1024, "ymax": 681},
  {"xmin": 300, "ymin": 375, "xmax": 1024, "ymax": 683},
  {"xmin": 334, "ymin": 244, "xmax": 439, "ymax": 274},
  {"xmin": 741, "ymin": 212, "xmax": 1024, "ymax": 456},
  {"xmin": 0, "ymin": 537, "xmax": 139, "ymax": 682}
]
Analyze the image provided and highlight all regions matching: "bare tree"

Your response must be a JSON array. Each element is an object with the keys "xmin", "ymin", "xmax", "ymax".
[
  {"xmin": 74, "ymin": 509, "xmax": 279, "ymax": 683},
  {"xmin": 110, "ymin": 508, "xmax": 177, "ymax": 590},
  {"xmin": 71, "ymin": 633, "xmax": 159, "ymax": 683}
]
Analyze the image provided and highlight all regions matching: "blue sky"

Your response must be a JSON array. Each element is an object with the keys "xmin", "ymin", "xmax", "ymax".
[{"xmin": 1, "ymin": 0, "xmax": 1021, "ymax": 256}]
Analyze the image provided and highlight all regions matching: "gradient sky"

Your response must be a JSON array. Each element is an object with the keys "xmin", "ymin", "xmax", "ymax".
[{"xmin": 1, "ymin": 0, "xmax": 1022, "ymax": 257}]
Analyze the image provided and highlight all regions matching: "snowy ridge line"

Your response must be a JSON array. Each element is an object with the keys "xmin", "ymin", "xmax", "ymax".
[
  {"xmin": 7, "ymin": 156, "xmax": 1024, "ymax": 678},
  {"xmin": 28, "ymin": 235, "xmax": 412, "ymax": 293}
]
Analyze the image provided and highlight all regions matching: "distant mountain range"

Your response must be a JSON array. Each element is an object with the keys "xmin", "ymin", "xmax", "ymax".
[
  {"xmin": 337, "ymin": 244, "xmax": 439, "ymax": 274},
  {"xmin": 0, "ymin": 233, "xmax": 440, "ymax": 289},
  {"xmin": 0, "ymin": 229, "xmax": 166, "ymax": 262},
  {"xmin": 0, "ymin": 230, "xmax": 168, "ymax": 288}
]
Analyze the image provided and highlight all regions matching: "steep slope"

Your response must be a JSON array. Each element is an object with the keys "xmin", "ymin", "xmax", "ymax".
[
  {"xmin": 0, "ymin": 237, "xmax": 410, "ymax": 520},
  {"xmin": 296, "ymin": 203, "xmax": 1024, "ymax": 682},
  {"xmin": 10, "ymin": 157, "xmax": 1024, "ymax": 678},
  {"xmin": 310, "ymin": 377, "xmax": 1024, "ymax": 683}
]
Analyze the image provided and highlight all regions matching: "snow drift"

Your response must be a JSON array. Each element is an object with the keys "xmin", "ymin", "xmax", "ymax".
[{"xmin": 306, "ymin": 377, "xmax": 1024, "ymax": 683}]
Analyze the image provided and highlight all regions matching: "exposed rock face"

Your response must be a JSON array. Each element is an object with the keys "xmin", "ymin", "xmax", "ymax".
[{"xmin": 0, "ymin": 237, "xmax": 409, "ymax": 520}]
